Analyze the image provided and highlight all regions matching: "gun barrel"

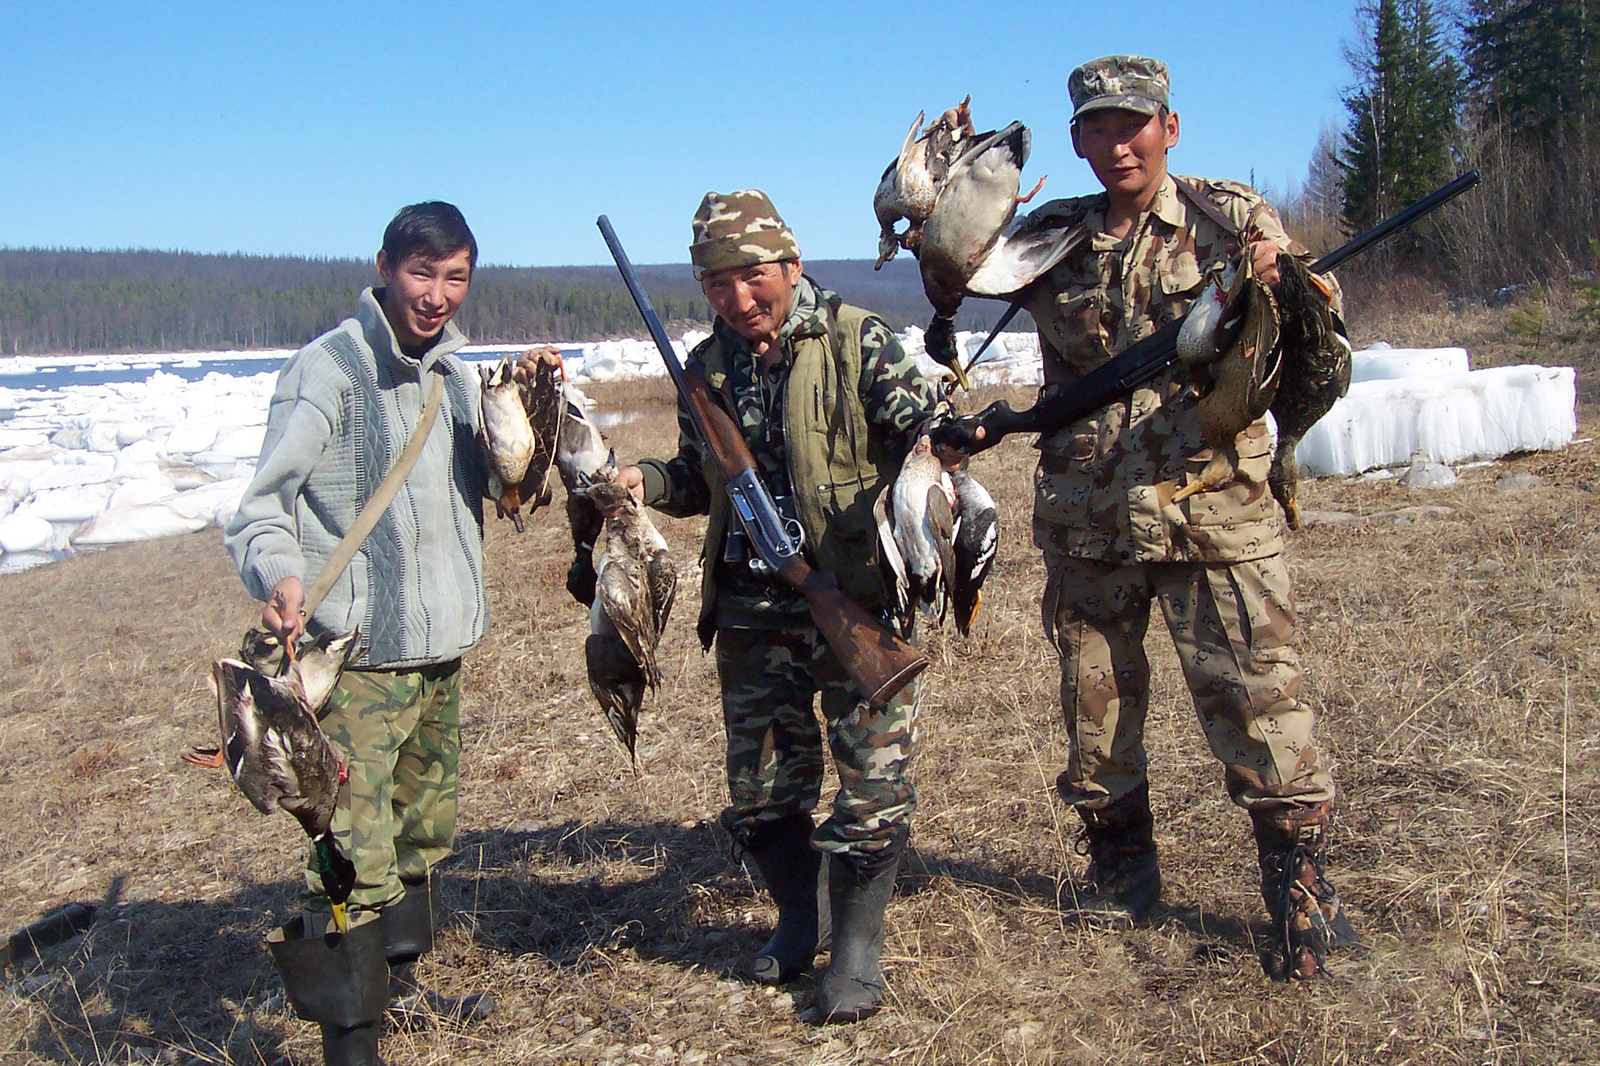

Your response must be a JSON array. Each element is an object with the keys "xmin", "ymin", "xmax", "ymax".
[{"xmin": 1311, "ymin": 169, "xmax": 1480, "ymax": 275}]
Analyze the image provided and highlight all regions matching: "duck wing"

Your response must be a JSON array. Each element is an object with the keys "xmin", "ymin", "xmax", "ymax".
[
  {"xmin": 521, "ymin": 348, "xmax": 565, "ymax": 508},
  {"xmin": 597, "ymin": 538, "xmax": 661, "ymax": 687},
  {"xmin": 585, "ymin": 633, "xmax": 647, "ymax": 760},
  {"xmin": 919, "ymin": 121, "xmax": 1032, "ymax": 314},
  {"xmin": 950, "ymin": 470, "xmax": 998, "ymax": 636},
  {"xmin": 287, "ymin": 629, "xmax": 361, "ymax": 716},
  {"xmin": 874, "ymin": 478, "xmax": 911, "ymax": 629},
  {"xmin": 646, "ymin": 546, "xmax": 677, "ymax": 641}
]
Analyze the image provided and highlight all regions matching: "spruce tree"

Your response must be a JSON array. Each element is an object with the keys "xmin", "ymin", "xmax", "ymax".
[{"xmin": 1340, "ymin": 0, "xmax": 1461, "ymax": 251}]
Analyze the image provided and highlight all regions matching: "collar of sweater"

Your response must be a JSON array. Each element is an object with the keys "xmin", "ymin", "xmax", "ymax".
[{"xmin": 358, "ymin": 286, "xmax": 469, "ymax": 377}]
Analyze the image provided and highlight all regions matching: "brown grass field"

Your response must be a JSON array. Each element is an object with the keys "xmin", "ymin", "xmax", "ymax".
[{"xmin": 0, "ymin": 294, "xmax": 1597, "ymax": 1065}]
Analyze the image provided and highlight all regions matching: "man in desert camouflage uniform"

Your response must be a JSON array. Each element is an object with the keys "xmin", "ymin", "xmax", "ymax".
[
  {"xmin": 933, "ymin": 56, "xmax": 1359, "ymax": 980},
  {"xmin": 614, "ymin": 190, "xmax": 949, "ymax": 1022}
]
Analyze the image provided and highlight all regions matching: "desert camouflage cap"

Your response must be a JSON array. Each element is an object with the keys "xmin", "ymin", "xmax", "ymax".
[
  {"xmin": 689, "ymin": 189, "xmax": 801, "ymax": 279},
  {"xmin": 1068, "ymin": 55, "xmax": 1170, "ymax": 121}
]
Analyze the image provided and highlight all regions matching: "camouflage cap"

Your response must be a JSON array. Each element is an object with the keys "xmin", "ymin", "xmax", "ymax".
[
  {"xmin": 689, "ymin": 190, "xmax": 801, "ymax": 279},
  {"xmin": 1068, "ymin": 55, "xmax": 1170, "ymax": 121}
]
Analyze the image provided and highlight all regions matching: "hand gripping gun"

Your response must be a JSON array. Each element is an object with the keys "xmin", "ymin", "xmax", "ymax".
[
  {"xmin": 934, "ymin": 170, "xmax": 1481, "ymax": 455},
  {"xmin": 597, "ymin": 216, "xmax": 929, "ymax": 708}
]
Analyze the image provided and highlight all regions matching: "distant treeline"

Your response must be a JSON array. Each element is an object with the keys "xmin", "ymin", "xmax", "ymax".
[{"xmin": 0, "ymin": 248, "xmax": 1023, "ymax": 356}]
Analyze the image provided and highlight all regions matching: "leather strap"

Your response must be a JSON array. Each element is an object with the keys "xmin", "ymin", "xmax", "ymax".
[
  {"xmin": 1172, "ymin": 176, "xmax": 1244, "ymax": 240},
  {"xmin": 302, "ymin": 371, "xmax": 446, "ymax": 618}
]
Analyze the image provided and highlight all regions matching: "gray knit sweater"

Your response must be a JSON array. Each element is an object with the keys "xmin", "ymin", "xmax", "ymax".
[{"xmin": 224, "ymin": 288, "xmax": 489, "ymax": 669}]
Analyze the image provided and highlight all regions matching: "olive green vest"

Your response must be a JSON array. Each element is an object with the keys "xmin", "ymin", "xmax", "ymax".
[{"xmin": 692, "ymin": 298, "xmax": 902, "ymax": 646}]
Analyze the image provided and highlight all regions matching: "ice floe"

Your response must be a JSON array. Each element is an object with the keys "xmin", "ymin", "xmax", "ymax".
[{"xmin": 0, "ymin": 331, "xmax": 1578, "ymax": 573}]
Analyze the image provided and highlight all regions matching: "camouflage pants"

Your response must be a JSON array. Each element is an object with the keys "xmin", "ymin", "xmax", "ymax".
[
  {"xmin": 1041, "ymin": 549, "xmax": 1333, "ymax": 813},
  {"xmin": 303, "ymin": 661, "xmax": 462, "ymax": 923},
  {"xmin": 714, "ymin": 625, "xmax": 919, "ymax": 860}
]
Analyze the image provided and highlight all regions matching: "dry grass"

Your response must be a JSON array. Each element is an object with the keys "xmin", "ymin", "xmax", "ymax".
[{"xmin": 2, "ymin": 317, "xmax": 1599, "ymax": 1064}]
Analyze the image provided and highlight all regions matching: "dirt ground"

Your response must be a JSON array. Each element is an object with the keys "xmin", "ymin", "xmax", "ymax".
[{"xmin": 2, "ymin": 310, "xmax": 1598, "ymax": 1064}]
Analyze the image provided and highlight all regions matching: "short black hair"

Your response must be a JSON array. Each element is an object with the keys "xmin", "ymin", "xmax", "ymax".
[{"xmin": 381, "ymin": 201, "xmax": 478, "ymax": 271}]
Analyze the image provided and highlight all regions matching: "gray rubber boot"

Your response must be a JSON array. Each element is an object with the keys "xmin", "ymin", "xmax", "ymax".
[
  {"xmin": 815, "ymin": 829, "xmax": 905, "ymax": 1024},
  {"xmin": 267, "ymin": 915, "xmax": 387, "ymax": 1066},
  {"xmin": 744, "ymin": 814, "xmax": 829, "ymax": 985},
  {"xmin": 382, "ymin": 873, "xmax": 495, "ymax": 1027}
]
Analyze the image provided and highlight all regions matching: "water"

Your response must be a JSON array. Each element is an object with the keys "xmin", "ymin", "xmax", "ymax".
[{"xmin": 0, "ymin": 346, "xmax": 586, "ymax": 392}]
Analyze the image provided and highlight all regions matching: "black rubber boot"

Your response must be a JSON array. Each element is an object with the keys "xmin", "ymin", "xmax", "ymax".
[
  {"xmin": 1061, "ymin": 782, "xmax": 1161, "ymax": 925},
  {"xmin": 744, "ymin": 814, "xmax": 830, "ymax": 985},
  {"xmin": 382, "ymin": 874, "xmax": 496, "ymax": 1028},
  {"xmin": 267, "ymin": 915, "xmax": 387, "ymax": 1066},
  {"xmin": 815, "ymin": 827, "xmax": 906, "ymax": 1024},
  {"xmin": 1252, "ymin": 801, "xmax": 1362, "ymax": 980}
]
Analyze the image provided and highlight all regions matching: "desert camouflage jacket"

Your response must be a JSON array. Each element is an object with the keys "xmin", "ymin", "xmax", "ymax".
[
  {"xmin": 639, "ymin": 276, "xmax": 942, "ymax": 630},
  {"xmin": 1021, "ymin": 173, "xmax": 1340, "ymax": 564}
]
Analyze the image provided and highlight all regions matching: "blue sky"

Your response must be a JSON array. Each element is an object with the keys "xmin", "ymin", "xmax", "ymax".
[{"xmin": 0, "ymin": 1, "xmax": 1361, "ymax": 267}]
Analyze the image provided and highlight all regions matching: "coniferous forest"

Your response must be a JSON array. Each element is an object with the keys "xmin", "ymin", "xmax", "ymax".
[
  {"xmin": 0, "ymin": 249, "xmax": 1013, "ymax": 356},
  {"xmin": 1285, "ymin": 0, "xmax": 1600, "ymax": 292}
]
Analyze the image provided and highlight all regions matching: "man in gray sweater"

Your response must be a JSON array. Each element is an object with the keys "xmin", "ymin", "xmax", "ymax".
[{"xmin": 226, "ymin": 202, "xmax": 519, "ymax": 1065}]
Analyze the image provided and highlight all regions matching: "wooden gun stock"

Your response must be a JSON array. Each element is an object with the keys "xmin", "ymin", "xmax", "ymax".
[{"xmin": 597, "ymin": 216, "xmax": 929, "ymax": 707}]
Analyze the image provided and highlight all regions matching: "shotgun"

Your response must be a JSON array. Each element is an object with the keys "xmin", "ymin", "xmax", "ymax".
[
  {"xmin": 596, "ymin": 216, "xmax": 929, "ymax": 708},
  {"xmin": 933, "ymin": 170, "xmax": 1481, "ymax": 454}
]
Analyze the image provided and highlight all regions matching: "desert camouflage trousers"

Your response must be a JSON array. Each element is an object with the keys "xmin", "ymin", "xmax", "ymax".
[
  {"xmin": 714, "ymin": 625, "xmax": 919, "ymax": 861},
  {"xmin": 1040, "ymin": 541, "xmax": 1333, "ymax": 813},
  {"xmin": 302, "ymin": 661, "xmax": 462, "ymax": 923}
]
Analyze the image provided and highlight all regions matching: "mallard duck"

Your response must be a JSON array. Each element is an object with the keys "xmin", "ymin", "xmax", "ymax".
[
  {"xmin": 949, "ymin": 468, "xmax": 998, "ymax": 637},
  {"xmin": 917, "ymin": 120, "xmax": 1046, "ymax": 388},
  {"xmin": 1266, "ymin": 256, "xmax": 1351, "ymax": 529},
  {"xmin": 555, "ymin": 383, "xmax": 617, "ymax": 607},
  {"xmin": 480, "ymin": 353, "xmax": 536, "ymax": 531},
  {"xmin": 1171, "ymin": 253, "xmax": 1283, "ymax": 504},
  {"xmin": 211, "ymin": 630, "xmax": 361, "ymax": 931},
  {"xmin": 481, "ymin": 347, "xmax": 563, "ymax": 532},
  {"xmin": 521, "ymin": 345, "xmax": 565, "ymax": 508},
  {"xmin": 873, "ymin": 97, "xmax": 974, "ymax": 269},
  {"xmin": 876, "ymin": 436, "xmax": 956, "ymax": 630},
  {"xmin": 582, "ymin": 480, "xmax": 676, "ymax": 760}
]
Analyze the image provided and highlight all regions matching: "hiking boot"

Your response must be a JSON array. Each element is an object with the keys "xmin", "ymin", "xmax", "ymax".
[
  {"xmin": 1062, "ymin": 783, "xmax": 1161, "ymax": 925},
  {"xmin": 382, "ymin": 874, "xmax": 496, "ymax": 1028},
  {"xmin": 744, "ymin": 813, "xmax": 831, "ymax": 985},
  {"xmin": 267, "ymin": 914, "xmax": 388, "ymax": 1066},
  {"xmin": 1252, "ymin": 801, "xmax": 1362, "ymax": 980},
  {"xmin": 816, "ymin": 826, "xmax": 906, "ymax": 1024}
]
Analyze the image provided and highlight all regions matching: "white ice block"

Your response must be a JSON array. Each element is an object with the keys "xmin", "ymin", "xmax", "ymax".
[
  {"xmin": 0, "ymin": 513, "xmax": 54, "ymax": 553},
  {"xmin": 18, "ymin": 485, "xmax": 113, "ymax": 522},
  {"xmin": 72, "ymin": 504, "xmax": 209, "ymax": 546},
  {"xmin": 1297, "ymin": 365, "xmax": 1576, "ymax": 477},
  {"xmin": 1350, "ymin": 347, "xmax": 1470, "ymax": 382}
]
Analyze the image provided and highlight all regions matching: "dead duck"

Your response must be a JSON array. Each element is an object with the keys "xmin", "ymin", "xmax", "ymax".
[
  {"xmin": 1171, "ymin": 253, "xmax": 1283, "ymax": 504},
  {"xmin": 876, "ymin": 435, "xmax": 956, "ymax": 630},
  {"xmin": 917, "ymin": 120, "xmax": 1046, "ymax": 388},
  {"xmin": 1265, "ymin": 256, "xmax": 1351, "ymax": 529},
  {"xmin": 480, "ymin": 347, "xmax": 563, "ymax": 532},
  {"xmin": 210, "ymin": 631, "xmax": 362, "ymax": 931},
  {"xmin": 479, "ymin": 353, "xmax": 535, "ymax": 529},
  {"xmin": 555, "ymin": 383, "xmax": 617, "ymax": 607},
  {"xmin": 873, "ymin": 97, "xmax": 975, "ymax": 269},
  {"xmin": 949, "ymin": 468, "xmax": 998, "ymax": 637},
  {"xmin": 582, "ymin": 480, "xmax": 676, "ymax": 761}
]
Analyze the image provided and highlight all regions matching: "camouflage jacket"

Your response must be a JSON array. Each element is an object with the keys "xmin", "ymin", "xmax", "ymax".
[
  {"xmin": 638, "ymin": 277, "xmax": 942, "ymax": 640},
  {"xmin": 1021, "ymin": 173, "xmax": 1340, "ymax": 564}
]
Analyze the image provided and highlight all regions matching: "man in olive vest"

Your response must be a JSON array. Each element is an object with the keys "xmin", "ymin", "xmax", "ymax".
[{"xmin": 613, "ymin": 189, "xmax": 950, "ymax": 1023}]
